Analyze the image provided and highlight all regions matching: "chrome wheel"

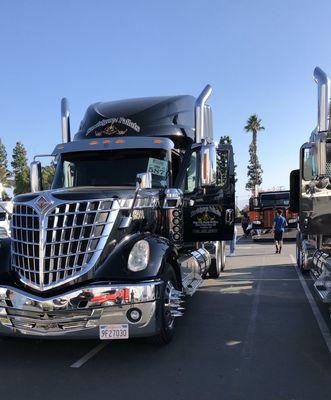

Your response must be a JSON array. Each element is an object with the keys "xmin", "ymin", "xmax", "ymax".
[
  {"xmin": 152, "ymin": 264, "xmax": 183, "ymax": 344},
  {"xmin": 164, "ymin": 281, "xmax": 176, "ymax": 329},
  {"xmin": 209, "ymin": 241, "xmax": 222, "ymax": 278}
]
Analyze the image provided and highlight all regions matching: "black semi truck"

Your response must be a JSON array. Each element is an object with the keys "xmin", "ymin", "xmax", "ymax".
[
  {"xmin": 0, "ymin": 86, "xmax": 235, "ymax": 343},
  {"xmin": 290, "ymin": 67, "xmax": 331, "ymax": 310}
]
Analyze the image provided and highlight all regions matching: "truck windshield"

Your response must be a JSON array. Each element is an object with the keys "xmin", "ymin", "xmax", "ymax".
[
  {"xmin": 260, "ymin": 193, "xmax": 290, "ymax": 207},
  {"xmin": 52, "ymin": 149, "xmax": 169, "ymax": 189}
]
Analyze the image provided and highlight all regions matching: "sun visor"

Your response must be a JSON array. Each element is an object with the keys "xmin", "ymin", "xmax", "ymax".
[{"xmin": 52, "ymin": 137, "xmax": 174, "ymax": 156}]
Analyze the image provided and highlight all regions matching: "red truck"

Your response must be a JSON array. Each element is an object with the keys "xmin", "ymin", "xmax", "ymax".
[{"xmin": 249, "ymin": 191, "xmax": 298, "ymax": 240}]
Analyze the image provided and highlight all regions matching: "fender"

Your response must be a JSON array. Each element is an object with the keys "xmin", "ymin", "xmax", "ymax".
[{"xmin": 94, "ymin": 232, "xmax": 179, "ymax": 282}]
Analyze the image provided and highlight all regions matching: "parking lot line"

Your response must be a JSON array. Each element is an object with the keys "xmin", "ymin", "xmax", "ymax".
[
  {"xmin": 290, "ymin": 254, "xmax": 331, "ymax": 354},
  {"xmin": 70, "ymin": 343, "xmax": 108, "ymax": 368},
  {"xmin": 241, "ymin": 264, "xmax": 263, "ymax": 360},
  {"xmin": 220, "ymin": 278, "xmax": 312, "ymax": 281}
]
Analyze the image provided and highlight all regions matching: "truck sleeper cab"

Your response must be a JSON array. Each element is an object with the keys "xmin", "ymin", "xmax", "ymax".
[{"xmin": 0, "ymin": 87, "xmax": 235, "ymax": 342}]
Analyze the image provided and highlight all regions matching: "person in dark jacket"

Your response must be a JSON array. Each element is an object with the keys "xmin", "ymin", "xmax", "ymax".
[{"xmin": 241, "ymin": 211, "xmax": 250, "ymax": 237}]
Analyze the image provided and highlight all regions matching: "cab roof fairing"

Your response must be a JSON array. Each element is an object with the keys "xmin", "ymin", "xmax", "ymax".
[
  {"xmin": 72, "ymin": 95, "xmax": 196, "ymax": 146},
  {"xmin": 51, "ymin": 136, "xmax": 174, "ymax": 157}
]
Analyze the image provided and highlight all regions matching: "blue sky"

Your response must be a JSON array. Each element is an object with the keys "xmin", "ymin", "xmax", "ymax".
[{"xmin": 1, "ymin": 0, "xmax": 331, "ymax": 206}]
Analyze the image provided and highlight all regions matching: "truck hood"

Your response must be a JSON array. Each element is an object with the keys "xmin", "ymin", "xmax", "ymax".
[{"xmin": 14, "ymin": 187, "xmax": 160, "ymax": 203}]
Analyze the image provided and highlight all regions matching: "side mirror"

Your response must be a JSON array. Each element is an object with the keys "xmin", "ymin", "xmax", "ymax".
[
  {"xmin": 289, "ymin": 169, "xmax": 300, "ymax": 213},
  {"xmin": 30, "ymin": 161, "xmax": 43, "ymax": 193},
  {"xmin": 301, "ymin": 143, "xmax": 318, "ymax": 181},
  {"xmin": 200, "ymin": 144, "xmax": 217, "ymax": 187},
  {"xmin": 136, "ymin": 172, "xmax": 152, "ymax": 189}
]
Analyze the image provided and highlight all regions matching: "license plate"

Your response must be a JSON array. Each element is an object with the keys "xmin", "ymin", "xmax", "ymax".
[{"xmin": 99, "ymin": 324, "xmax": 129, "ymax": 340}]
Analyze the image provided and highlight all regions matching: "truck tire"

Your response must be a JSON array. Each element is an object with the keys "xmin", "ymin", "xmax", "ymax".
[
  {"xmin": 296, "ymin": 245, "xmax": 309, "ymax": 274},
  {"xmin": 152, "ymin": 263, "xmax": 180, "ymax": 345},
  {"xmin": 209, "ymin": 241, "xmax": 225, "ymax": 278},
  {"xmin": 220, "ymin": 241, "xmax": 226, "ymax": 271}
]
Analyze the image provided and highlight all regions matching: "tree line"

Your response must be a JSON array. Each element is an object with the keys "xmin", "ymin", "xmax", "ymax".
[{"xmin": 0, "ymin": 140, "xmax": 55, "ymax": 199}]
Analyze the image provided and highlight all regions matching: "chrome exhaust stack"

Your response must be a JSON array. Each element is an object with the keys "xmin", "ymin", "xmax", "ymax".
[
  {"xmin": 195, "ymin": 85, "xmax": 212, "ymax": 143},
  {"xmin": 61, "ymin": 97, "xmax": 71, "ymax": 143},
  {"xmin": 313, "ymin": 67, "xmax": 331, "ymax": 132}
]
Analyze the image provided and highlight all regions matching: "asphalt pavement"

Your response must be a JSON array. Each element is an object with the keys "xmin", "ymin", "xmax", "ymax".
[{"xmin": 1, "ymin": 233, "xmax": 330, "ymax": 400}]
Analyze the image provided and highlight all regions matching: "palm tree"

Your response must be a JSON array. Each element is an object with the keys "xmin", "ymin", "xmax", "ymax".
[{"xmin": 244, "ymin": 114, "xmax": 265, "ymax": 193}]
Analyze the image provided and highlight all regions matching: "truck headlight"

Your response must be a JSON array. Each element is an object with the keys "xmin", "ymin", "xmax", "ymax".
[{"xmin": 128, "ymin": 240, "xmax": 150, "ymax": 272}]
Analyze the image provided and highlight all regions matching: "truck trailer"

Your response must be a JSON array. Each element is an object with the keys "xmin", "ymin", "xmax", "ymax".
[
  {"xmin": 290, "ymin": 66, "xmax": 331, "ymax": 310},
  {"xmin": 0, "ymin": 86, "xmax": 235, "ymax": 342}
]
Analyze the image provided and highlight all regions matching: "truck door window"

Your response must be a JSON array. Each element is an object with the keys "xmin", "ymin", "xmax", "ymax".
[
  {"xmin": 303, "ymin": 147, "xmax": 317, "ymax": 180},
  {"xmin": 185, "ymin": 151, "xmax": 197, "ymax": 193}
]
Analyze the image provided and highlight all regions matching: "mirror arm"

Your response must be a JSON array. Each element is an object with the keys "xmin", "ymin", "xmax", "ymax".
[
  {"xmin": 0, "ymin": 204, "xmax": 12, "ymax": 218},
  {"xmin": 119, "ymin": 176, "xmax": 144, "ymax": 229},
  {"xmin": 33, "ymin": 154, "xmax": 54, "ymax": 161},
  {"xmin": 130, "ymin": 178, "xmax": 142, "ymax": 215}
]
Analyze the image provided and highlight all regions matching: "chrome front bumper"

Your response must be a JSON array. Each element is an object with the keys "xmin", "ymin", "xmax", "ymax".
[{"xmin": 0, "ymin": 281, "xmax": 162, "ymax": 339}]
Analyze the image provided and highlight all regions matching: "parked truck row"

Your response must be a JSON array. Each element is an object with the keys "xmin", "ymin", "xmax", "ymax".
[
  {"xmin": 1, "ymin": 65, "xmax": 330, "ymax": 344},
  {"xmin": 290, "ymin": 66, "xmax": 331, "ymax": 312},
  {"xmin": 0, "ymin": 86, "xmax": 235, "ymax": 342}
]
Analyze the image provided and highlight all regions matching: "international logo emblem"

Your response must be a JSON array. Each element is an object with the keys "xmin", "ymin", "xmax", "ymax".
[{"xmin": 35, "ymin": 196, "xmax": 51, "ymax": 212}]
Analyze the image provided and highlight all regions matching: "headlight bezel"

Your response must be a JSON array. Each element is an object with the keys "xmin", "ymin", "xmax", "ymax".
[{"xmin": 128, "ymin": 239, "xmax": 150, "ymax": 272}]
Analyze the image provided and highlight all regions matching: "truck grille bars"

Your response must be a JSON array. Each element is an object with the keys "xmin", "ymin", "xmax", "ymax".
[{"xmin": 11, "ymin": 198, "xmax": 119, "ymax": 291}]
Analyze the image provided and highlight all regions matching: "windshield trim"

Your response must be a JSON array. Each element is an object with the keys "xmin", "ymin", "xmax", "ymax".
[
  {"xmin": 52, "ymin": 148, "xmax": 171, "ymax": 190},
  {"xmin": 52, "ymin": 136, "xmax": 174, "ymax": 156}
]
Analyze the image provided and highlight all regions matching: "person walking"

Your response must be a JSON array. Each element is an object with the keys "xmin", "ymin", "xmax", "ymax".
[
  {"xmin": 273, "ymin": 209, "xmax": 287, "ymax": 254},
  {"xmin": 241, "ymin": 211, "xmax": 250, "ymax": 237},
  {"xmin": 229, "ymin": 225, "xmax": 237, "ymax": 256}
]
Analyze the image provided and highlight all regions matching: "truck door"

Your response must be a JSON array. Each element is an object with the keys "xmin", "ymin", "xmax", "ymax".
[
  {"xmin": 181, "ymin": 143, "xmax": 235, "ymax": 242},
  {"xmin": 297, "ymin": 142, "xmax": 331, "ymax": 234}
]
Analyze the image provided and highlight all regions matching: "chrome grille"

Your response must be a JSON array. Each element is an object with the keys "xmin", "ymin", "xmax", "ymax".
[
  {"xmin": 11, "ymin": 206, "xmax": 40, "ymax": 285},
  {"xmin": 11, "ymin": 198, "xmax": 119, "ymax": 291}
]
